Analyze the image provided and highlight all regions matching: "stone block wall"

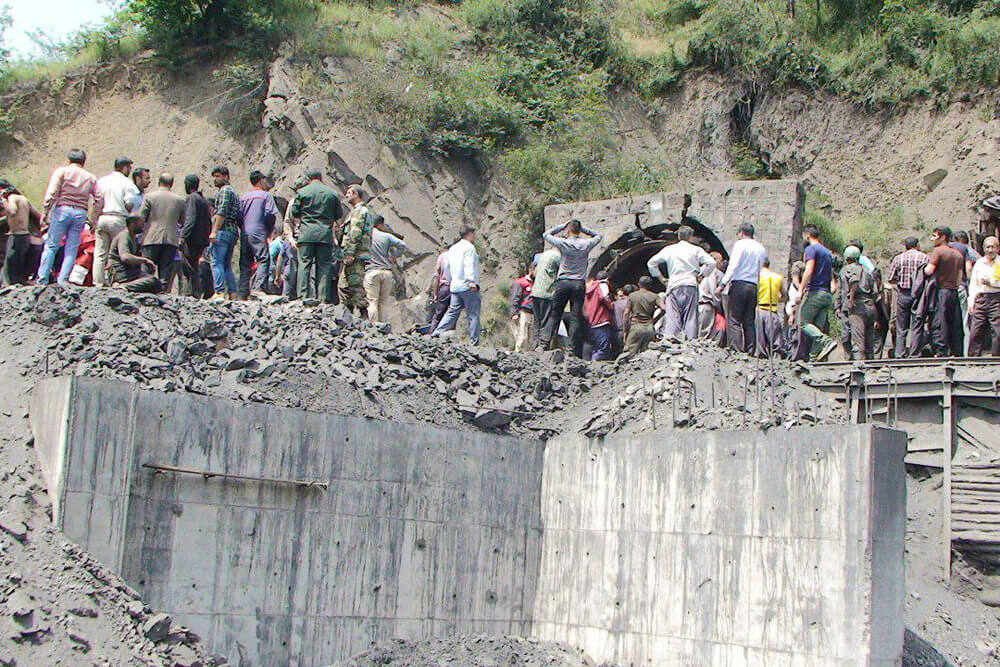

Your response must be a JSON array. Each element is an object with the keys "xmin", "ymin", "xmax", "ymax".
[{"xmin": 542, "ymin": 179, "xmax": 805, "ymax": 274}]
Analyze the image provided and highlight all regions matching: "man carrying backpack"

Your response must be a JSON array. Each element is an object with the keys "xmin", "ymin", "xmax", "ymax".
[{"xmin": 839, "ymin": 245, "xmax": 878, "ymax": 360}]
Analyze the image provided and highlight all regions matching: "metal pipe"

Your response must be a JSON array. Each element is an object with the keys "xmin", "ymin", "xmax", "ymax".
[{"xmin": 142, "ymin": 463, "xmax": 329, "ymax": 489}]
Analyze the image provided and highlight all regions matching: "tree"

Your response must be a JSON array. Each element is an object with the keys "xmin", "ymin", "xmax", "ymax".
[
  {"xmin": 0, "ymin": 4, "xmax": 11, "ymax": 67},
  {"xmin": 126, "ymin": 0, "xmax": 314, "ymax": 56}
]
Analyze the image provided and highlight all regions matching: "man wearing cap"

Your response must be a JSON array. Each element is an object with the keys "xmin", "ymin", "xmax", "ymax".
[
  {"xmin": 839, "ymin": 245, "xmax": 878, "ymax": 360},
  {"xmin": 94, "ymin": 157, "xmax": 140, "ymax": 286}
]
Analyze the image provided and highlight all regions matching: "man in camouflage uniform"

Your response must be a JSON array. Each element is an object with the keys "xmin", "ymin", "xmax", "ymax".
[{"xmin": 339, "ymin": 184, "xmax": 374, "ymax": 316}]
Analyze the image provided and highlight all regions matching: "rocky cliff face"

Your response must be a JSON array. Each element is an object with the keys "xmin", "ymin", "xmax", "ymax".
[
  {"xmin": 257, "ymin": 57, "xmax": 512, "ymax": 304},
  {"xmin": 2, "ymin": 56, "xmax": 998, "ymax": 275}
]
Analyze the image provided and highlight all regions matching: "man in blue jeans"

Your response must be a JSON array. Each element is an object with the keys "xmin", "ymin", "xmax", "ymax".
[
  {"xmin": 208, "ymin": 166, "xmax": 240, "ymax": 300},
  {"xmin": 39, "ymin": 149, "xmax": 103, "ymax": 286},
  {"xmin": 238, "ymin": 170, "xmax": 278, "ymax": 298},
  {"xmin": 432, "ymin": 226, "xmax": 481, "ymax": 344}
]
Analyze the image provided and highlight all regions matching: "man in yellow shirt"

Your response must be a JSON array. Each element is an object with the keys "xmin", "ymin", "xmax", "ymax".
[{"xmin": 755, "ymin": 258, "xmax": 787, "ymax": 357}]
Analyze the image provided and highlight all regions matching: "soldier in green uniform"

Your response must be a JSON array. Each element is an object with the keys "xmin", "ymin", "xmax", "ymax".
[
  {"xmin": 286, "ymin": 169, "xmax": 343, "ymax": 303},
  {"xmin": 339, "ymin": 184, "xmax": 374, "ymax": 316}
]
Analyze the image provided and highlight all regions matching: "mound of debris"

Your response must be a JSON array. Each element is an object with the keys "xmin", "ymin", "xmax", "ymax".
[
  {"xmin": 0, "ymin": 312, "xmax": 220, "ymax": 666},
  {"xmin": 0, "ymin": 285, "xmax": 847, "ymax": 665},
  {"xmin": 4, "ymin": 286, "xmax": 845, "ymax": 440},
  {"xmin": 331, "ymin": 635, "xmax": 596, "ymax": 666}
]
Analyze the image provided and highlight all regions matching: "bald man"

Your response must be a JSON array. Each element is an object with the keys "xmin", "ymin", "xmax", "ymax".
[
  {"xmin": 969, "ymin": 236, "xmax": 1000, "ymax": 356},
  {"xmin": 140, "ymin": 172, "xmax": 186, "ymax": 291}
]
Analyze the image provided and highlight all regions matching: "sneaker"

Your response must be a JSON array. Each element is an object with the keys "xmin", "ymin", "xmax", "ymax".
[
  {"xmin": 208, "ymin": 293, "xmax": 226, "ymax": 301},
  {"xmin": 816, "ymin": 338, "xmax": 838, "ymax": 361}
]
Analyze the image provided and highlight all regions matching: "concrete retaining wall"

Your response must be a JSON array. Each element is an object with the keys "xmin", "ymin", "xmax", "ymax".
[
  {"xmin": 32, "ymin": 376, "xmax": 543, "ymax": 665},
  {"xmin": 32, "ymin": 376, "xmax": 904, "ymax": 666},
  {"xmin": 536, "ymin": 427, "xmax": 906, "ymax": 665}
]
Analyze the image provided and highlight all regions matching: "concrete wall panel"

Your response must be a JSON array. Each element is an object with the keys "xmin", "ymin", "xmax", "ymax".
[
  {"xmin": 32, "ymin": 377, "xmax": 904, "ymax": 666},
  {"xmin": 533, "ymin": 426, "xmax": 906, "ymax": 666}
]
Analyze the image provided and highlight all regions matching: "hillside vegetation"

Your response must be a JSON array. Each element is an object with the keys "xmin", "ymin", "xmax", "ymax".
[{"xmin": 2, "ymin": 0, "xmax": 998, "ymax": 259}]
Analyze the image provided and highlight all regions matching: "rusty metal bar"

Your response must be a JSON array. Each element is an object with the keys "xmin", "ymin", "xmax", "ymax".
[{"xmin": 142, "ymin": 463, "xmax": 328, "ymax": 490}]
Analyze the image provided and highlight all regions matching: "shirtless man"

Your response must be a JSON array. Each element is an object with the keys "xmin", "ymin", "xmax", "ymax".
[{"xmin": 2, "ymin": 187, "xmax": 42, "ymax": 285}]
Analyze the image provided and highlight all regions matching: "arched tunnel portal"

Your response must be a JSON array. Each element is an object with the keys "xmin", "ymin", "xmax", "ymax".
[{"xmin": 589, "ymin": 217, "xmax": 728, "ymax": 292}]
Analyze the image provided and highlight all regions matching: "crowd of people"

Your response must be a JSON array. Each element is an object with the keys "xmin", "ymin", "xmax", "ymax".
[
  {"xmin": 0, "ymin": 150, "xmax": 413, "ymax": 326},
  {"xmin": 504, "ymin": 218, "xmax": 1000, "ymax": 362},
  {"xmin": 4, "ymin": 148, "xmax": 1000, "ymax": 362}
]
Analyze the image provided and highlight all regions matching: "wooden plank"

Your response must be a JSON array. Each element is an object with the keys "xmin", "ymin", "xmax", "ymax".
[
  {"xmin": 905, "ymin": 452, "xmax": 944, "ymax": 468},
  {"xmin": 943, "ymin": 367, "xmax": 955, "ymax": 581},
  {"xmin": 954, "ymin": 482, "xmax": 1000, "ymax": 492}
]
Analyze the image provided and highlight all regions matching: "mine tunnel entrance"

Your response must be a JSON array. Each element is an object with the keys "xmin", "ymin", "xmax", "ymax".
[{"xmin": 590, "ymin": 216, "xmax": 728, "ymax": 292}]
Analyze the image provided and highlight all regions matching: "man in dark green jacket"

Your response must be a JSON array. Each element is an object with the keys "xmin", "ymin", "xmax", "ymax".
[{"xmin": 286, "ymin": 169, "xmax": 343, "ymax": 303}]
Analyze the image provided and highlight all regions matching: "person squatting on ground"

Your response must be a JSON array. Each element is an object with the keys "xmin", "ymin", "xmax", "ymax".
[
  {"xmin": 646, "ymin": 225, "xmax": 715, "ymax": 340},
  {"xmin": 792, "ymin": 224, "xmax": 838, "ymax": 362},
  {"xmin": 509, "ymin": 264, "xmax": 535, "ymax": 352},
  {"xmin": 584, "ymin": 270, "xmax": 615, "ymax": 360},
  {"xmin": 272, "ymin": 232, "xmax": 298, "ymax": 298},
  {"xmin": 287, "ymin": 169, "xmax": 343, "ymax": 303},
  {"xmin": 755, "ymin": 258, "xmax": 786, "ymax": 358},
  {"xmin": 140, "ymin": 173, "xmax": 186, "ymax": 291},
  {"xmin": 1, "ymin": 185, "xmax": 42, "ymax": 286},
  {"xmin": 238, "ymin": 170, "xmax": 279, "ymax": 299},
  {"xmin": 924, "ymin": 225, "xmax": 966, "ymax": 357},
  {"xmin": 208, "ymin": 166, "xmax": 240, "ymax": 300},
  {"xmin": 108, "ymin": 213, "xmax": 162, "ymax": 293},
  {"xmin": 887, "ymin": 236, "xmax": 928, "ymax": 358},
  {"xmin": 432, "ymin": 226, "xmax": 481, "ymax": 344},
  {"xmin": 531, "ymin": 246, "xmax": 561, "ymax": 350},
  {"xmin": 39, "ymin": 149, "xmax": 103, "ymax": 286},
  {"xmin": 968, "ymin": 236, "xmax": 1000, "ymax": 356},
  {"xmin": 365, "ymin": 219, "xmax": 408, "ymax": 323},
  {"xmin": 718, "ymin": 222, "xmax": 767, "ymax": 354},
  {"xmin": 539, "ymin": 219, "xmax": 603, "ymax": 358},
  {"xmin": 178, "ymin": 174, "xmax": 212, "ymax": 298},
  {"xmin": 94, "ymin": 157, "xmax": 140, "ymax": 287},
  {"xmin": 838, "ymin": 245, "xmax": 879, "ymax": 360},
  {"xmin": 340, "ymin": 184, "xmax": 374, "ymax": 316},
  {"xmin": 622, "ymin": 276, "xmax": 665, "ymax": 356}
]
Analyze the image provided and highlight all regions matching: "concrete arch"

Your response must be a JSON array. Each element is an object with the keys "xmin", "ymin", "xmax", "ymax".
[{"xmin": 589, "ymin": 217, "xmax": 727, "ymax": 291}]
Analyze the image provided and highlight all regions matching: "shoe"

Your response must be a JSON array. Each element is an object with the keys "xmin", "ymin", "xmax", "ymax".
[
  {"xmin": 816, "ymin": 338, "xmax": 838, "ymax": 361},
  {"xmin": 208, "ymin": 293, "xmax": 226, "ymax": 301}
]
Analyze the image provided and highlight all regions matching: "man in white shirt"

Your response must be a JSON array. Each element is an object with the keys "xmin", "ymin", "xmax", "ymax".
[
  {"xmin": 431, "ymin": 226, "xmax": 482, "ymax": 344},
  {"xmin": 717, "ymin": 222, "xmax": 767, "ymax": 353},
  {"xmin": 646, "ymin": 225, "xmax": 716, "ymax": 339},
  {"xmin": 968, "ymin": 236, "xmax": 1000, "ymax": 356},
  {"xmin": 94, "ymin": 157, "xmax": 140, "ymax": 286}
]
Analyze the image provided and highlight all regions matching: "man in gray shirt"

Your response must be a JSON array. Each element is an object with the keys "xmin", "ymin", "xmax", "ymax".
[
  {"xmin": 539, "ymin": 219, "xmax": 603, "ymax": 358},
  {"xmin": 364, "ymin": 220, "xmax": 408, "ymax": 324}
]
